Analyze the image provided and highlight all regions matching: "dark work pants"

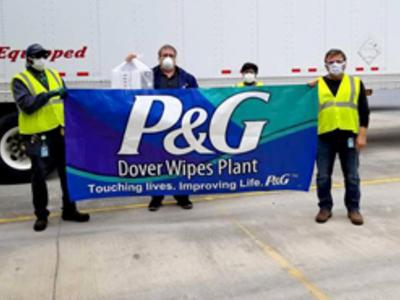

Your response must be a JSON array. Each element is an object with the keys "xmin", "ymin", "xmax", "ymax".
[
  {"xmin": 26, "ymin": 127, "xmax": 76, "ymax": 219},
  {"xmin": 316, "ymin": 135, "xmax": 361, "ymax": 212}
]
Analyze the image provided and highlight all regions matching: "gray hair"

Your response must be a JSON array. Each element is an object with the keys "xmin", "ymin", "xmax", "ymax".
[{"xmin": 157, "ymin": 44, "xmax": 177, "ymax": 57}]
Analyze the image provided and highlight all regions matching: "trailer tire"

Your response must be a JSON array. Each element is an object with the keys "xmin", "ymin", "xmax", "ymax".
[{"xmin": 0, "ymin": 113, "xmax": 31, "ymax": 184}]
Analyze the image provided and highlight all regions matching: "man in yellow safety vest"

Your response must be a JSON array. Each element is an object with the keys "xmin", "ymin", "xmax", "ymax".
[
  {"xmin": 11, "ymin": 44, "xmax": 90, "ymax": 231},
  {"xmin": 236, "ymin": 62, "xmax": 263, "ymax": 87},
  {"xmin": 312, "ymin": 49, "xmax": 370, "ymax": 225}
]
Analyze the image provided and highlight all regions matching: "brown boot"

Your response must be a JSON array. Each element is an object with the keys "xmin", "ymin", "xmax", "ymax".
[
  {"xmin": 315, "ymin": 209, "xmax": 332, "ymax": 223},
  {"xmin": 348, "ymin": 211, "xmax": 364, "ymax": 225}
]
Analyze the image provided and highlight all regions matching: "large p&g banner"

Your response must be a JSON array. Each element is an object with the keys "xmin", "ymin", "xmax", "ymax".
[{"xmin": 65, "ymin": 86, "xmax": 318, "ymax": 201}]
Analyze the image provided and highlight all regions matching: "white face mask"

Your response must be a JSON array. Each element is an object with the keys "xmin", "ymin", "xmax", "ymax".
[
  {"xmin": 161, "ymin": 57, "xmax": 175, "ymax": 71},
  {"xmin": 327, "ymin": 62, "xmax": 346, "ymax": 76},
  {"xmin": 31, "ymin": 58, "xmax": 46, "ymax": 71},
  {"xmin": 243, "ymin": 72, "xmax": 256, "ymax": 84}
]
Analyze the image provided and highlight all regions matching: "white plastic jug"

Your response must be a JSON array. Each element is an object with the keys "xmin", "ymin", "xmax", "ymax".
[{"xmin": 111, "ymin": 59, "xmax": 153, "ymax": 89}]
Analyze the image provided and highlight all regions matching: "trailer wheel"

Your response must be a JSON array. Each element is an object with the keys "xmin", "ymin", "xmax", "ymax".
[{"xmin": 0, "ymin": 113, "xmax": 31, "ymax": 183}]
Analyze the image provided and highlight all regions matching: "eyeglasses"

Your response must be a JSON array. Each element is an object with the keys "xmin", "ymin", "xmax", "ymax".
[
  {"xmin": 326, "ymin": 60, "xmax": 345, "ymax": 65},
  {"xmin": 160, "ymin": 53, "xmax": 175, "ymax": 58},
  {"xmin": 29, "ymin": 52, "xmax": 49, "ymax": 59}
]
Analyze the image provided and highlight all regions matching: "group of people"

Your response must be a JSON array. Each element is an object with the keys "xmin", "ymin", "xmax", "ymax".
[{"xmin": 11, "ymin": 43, "xmax": 369, "ymax": 231}]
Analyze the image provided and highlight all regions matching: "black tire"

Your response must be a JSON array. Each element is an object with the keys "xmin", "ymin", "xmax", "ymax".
[{"xmin": 0, "ymin": 113, "xmax": 31, "ymax": 184}]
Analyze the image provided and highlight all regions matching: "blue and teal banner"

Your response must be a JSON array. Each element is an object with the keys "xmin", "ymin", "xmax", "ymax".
[{"xmin": 65, "ymin": 86, "xmax": 318, "ymax": 201}]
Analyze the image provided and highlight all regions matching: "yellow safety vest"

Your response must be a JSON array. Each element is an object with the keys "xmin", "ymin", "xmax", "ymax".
[
  {"xmin": 12, "ymin": 69, "xmax": 64, "ymax": 135},
  {"xmin": 237, "ymin": 81, "xmax": 264, "ymax": 87},
  {"xmin": 317, "ymin": 75, "xmax": 360, "ymax": 135}
]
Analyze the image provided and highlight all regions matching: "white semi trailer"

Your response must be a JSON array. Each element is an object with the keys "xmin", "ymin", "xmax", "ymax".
[{"xmin": 1, "ymin": 0, "xmax": 400, "ymax": 183}]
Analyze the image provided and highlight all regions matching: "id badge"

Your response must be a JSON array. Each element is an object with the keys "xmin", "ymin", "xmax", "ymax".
[
  {"xmin": 347, "ymin": 137, "xmax": 355, "ymax": 149},
  {"xmin": 40, "ymin": 144, "xmax": 49, "ymax": 158}
]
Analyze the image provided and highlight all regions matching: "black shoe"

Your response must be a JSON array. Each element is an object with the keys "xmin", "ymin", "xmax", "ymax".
[
  {"xmin": 33, "ymin": 219, "xmax": 48, "ymax": 232},
  {"xmin": 177, "ymin": 198, "xmax": 193, "ymax": 210},
  {"xmin": 62, "ymin": 210, "xmax": 90, "ymax": 222},
  {"xmin": 148, "ymin": 198, "xmax": 163, "ymax": 211}
]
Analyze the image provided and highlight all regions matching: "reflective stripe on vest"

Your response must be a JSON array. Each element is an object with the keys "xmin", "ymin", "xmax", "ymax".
[
  {"xmin": 317, "ymin": 75, "xmax": 360, "ymax": 135},
  {"xmin": 237, "ymin": 81, "xmax": 264, "ymax": 87},
  {"xmin": 12, "ymin": 69, "xmax": 64, "ymax": 134}
]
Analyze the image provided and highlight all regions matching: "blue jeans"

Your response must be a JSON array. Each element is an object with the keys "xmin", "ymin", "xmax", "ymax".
[{"xmin": 316, "ymin": 135, "xmax": 360, "ymax": 211}]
